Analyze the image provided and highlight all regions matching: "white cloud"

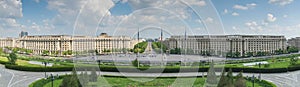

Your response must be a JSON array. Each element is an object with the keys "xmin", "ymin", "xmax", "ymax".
[
  {"xmin": 224, "ymin": 9, "xmax": 228, "ymax": 14},
  {"xmin": 232, "ymin": 12, "xmax": 239, "ymax": 16},
  {"xmin": 0, "ymin": 0, "xmax": 23, "ymax": 18},
  {"xmin": 266, "ymin": 13, "xmax": 277, "ymax": 22},
  {"xmin": 245, "ymin": 21, "xmax": 262, "ymax": 30},
  {"xmin": 268, "ymin": 0, "xmax": 293, "ymax": 6},
  {"xmin": 283, "ymin": 14, "xmax": 288, "ymax": 18},
  {"xmin": 0, "ymin": 0, "xmax": 24, "ymax": 37},
  {"xmin": 34, "ymin": 0, "xmax": 40, "ymax": 3},
  {"xmin": 204, "ymin": 17, "xmax": 214, "ymax": 23},
  {"xmin": 232, "ymin": 26, "xmax": 237, "ymax": 30},
  {"xmin": 233, "ymin": 5, "xmax": 248, "ymax": 10},
  {"xmin": 0, "ymin": 18, "xmax": 21, "ymax": 28},
  {"xmin": 233, "ymin": 3, "xmax": 257, "ymax": 10},
  {"xmin": 46, "ymin": 0, "xmax": 115, "ymax": 35},
  {"xmin": 185, "ymin": 0, "xmax": 206, "ymax": 6}
]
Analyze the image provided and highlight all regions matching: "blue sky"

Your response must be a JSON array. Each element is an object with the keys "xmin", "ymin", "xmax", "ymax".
[{"xmin": 0, "ymin": 0, "xmax": 299, "ymax": 39}]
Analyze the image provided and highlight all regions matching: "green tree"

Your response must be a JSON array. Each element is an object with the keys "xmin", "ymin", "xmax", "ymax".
[
  {"xmin": 60, "ymin": 76, "xmax": 72, "ymax": 87},
  {"xmin": 0, "ymin": 48, "xmax": 3, "ymax": 55},
  {"xmin": 287, "ymin": 46, "xmax": 299, "ymax": 53},
  {"xmin": 132, "ymin": 58, "xmax": 139, "ymax": 68},
  {"xmin": 133, "ymin": 42, "xmax": 148, "ymax": 53},
  {"xmin": 67, "ymin": 50, "xmax": 72, "ymax": 55},
  {"xmin": 90, "ymin": 68, "xmax": 98, "ymax": 82},
  {"xmin": 226, "ymin": 69, "xmax": 234, "ymax": 87},
  {"xmin": 60, "ymin": 69, "xmax": 81, "ymax": 87},
  {"xmin": 234, "ymin": 71, "xmax": 246, "ymax": 87},
  {"xmin": 217, "ymin": 70, "xmax": 228, "ymax": 87},
  {"xmin": 42, "ymin": 50, "xmax": 49, "ymax": 56},
  {"xmin": 233, "ymin": 52, "xmax": 241, "ymax": 58},
  {"xmin": 78, "ymin": 71, "xmax": 89, "ymax": 87},
  {"xmin": 246, "ymin": 52, "xmax": 254, "ymax": 57},
  {"xmin": 25, "ymin": 49, "xmax": 33, "ymax": 55},
  {"xmin": 7, "ymin": 52, "xmax": 17, "ymax": 65},
  {"xmin": 67, "ymin": 69, "xmax": 81, "ymax": 87},
  {"xmin": 170, "ymin": 48, "xmax": 181, "ymax": 54},
  {"xmin": 290, "ymin": 57, "xmax": 299, "ymax": 65},
  {"xmin": 205, "ymin": 62, "xmax": 218, "ymax": 87}
]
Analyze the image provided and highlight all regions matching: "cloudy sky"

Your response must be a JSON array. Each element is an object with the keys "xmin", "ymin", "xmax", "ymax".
[{"xmin": 0, "ymin": 0, "xmax": 299, "ymax": 39}]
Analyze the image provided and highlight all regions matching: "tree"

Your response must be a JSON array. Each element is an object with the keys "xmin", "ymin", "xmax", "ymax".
[
  {"xmin": 90, "ymin": 68, "xmax": 98, "ymax": 82},
  {"xmin": 234, "ymin": 71, "xmax": 246, "ymax": 87},
  {"xmin": 67, "ymin": 50, "xmax": 72, "ymax": 55},
  {"xmin": 95, "ymin": 49, "xmax": 99, "ymax": 54},
  {"xmin": 170, "ymin": 48, "xmax": 181, "ymax": 54},
  {"xmin": 71, "ymin": 69, "xmax": 80, "ymax": 87},
  {"xmin": 290, "ymin": 57, "xmax": 299, "ymax": 65},
  {"xmin": 287, "ymin": 46, "xmax": 299, "ymax": 53},
  {"xmin": 246, "ymin": 52, "xmax": 254, "ymax": 57},
  {"xmin": 7, "ymin": 52, "xmax": 17, "ymax": 65},
  {"xmin": 25, "ymin": 49, "xmax": 33, "ymax": 55},
  {"xmin": 233, "ymin": 52, "xmax": 241, "ymax": 58},
  {"xmin": 60, "ymin": 76, "xmax": 72, "ymax": 87},
  {"xmin": 0, "ymin": 48, "xmax": 3, "ymax": 55},
  {"xmin": 60, "ymin": 69, "xmax": 81, "ymax": 87},
  {"xmin": 78, "ymin": 71, "xmax": 89, "ymax": 87},
  {"xmin": 42, "ymin": 50, "xmax": 49, "ymax": 56},
  {"xmin": 205, "ymin": 61, "xmax": 218, "ymax": 87},
  {"xmin": 132, "ymin": 58, "xmax": 139, "ymax": 68},
  {"xmin": 218, "ymin": 70, "xmax": 228, "ymax": 87},
  {"xmin": 225, "ymin": 69, "xmax": 234, "ymax": 87}
]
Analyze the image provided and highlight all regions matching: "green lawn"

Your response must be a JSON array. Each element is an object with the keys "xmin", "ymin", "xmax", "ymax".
[
  {"xmin": 0, "ymin": 56, "xmax": 43, "ymax": 67},
  {"xmin": 0, "ymin": 56, "xmax": 8, "ymax": 62},
  {"xmin": 43, "ymin": 79, "xmax": 62, "ymax": 87},
  {"xmin": 43, "ymin": 77, "xmax": 265, "ymax": 87}
]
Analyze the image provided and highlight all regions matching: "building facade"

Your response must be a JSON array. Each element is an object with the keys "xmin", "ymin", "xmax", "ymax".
[
  {"xmin": 0, "ymin": 38, "xmax": 15, "ymax": 48},
  {"xmin": 288, "ymin": 37, "xmax": 300, "ymax": 49},
  {"xmin": 17, "ymin": 33, "xmax": 139, "ymax": 56},
  {"xmin": 164, "ymin": 35, "xmax": 286, "ymax": 57}
]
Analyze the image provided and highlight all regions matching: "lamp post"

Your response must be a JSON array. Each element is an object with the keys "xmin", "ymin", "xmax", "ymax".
[
  {"xmin": 258, "ymin": 63, "xmax": 261, "ymax": 80},
  {"xmin": 50, "ymin": 73, "xmax": 54, "ymax": 87},
  {"xmin": 252, "ymin": 75, "xmax": 255, "ymax": 87},
  {"xmin": 200, "ymin": 60, "xmax": 205, "ymax": 78},
  {"xmin": 43, "ymin": 61, "xmax": 48, "ymax": 78},
  {"xmin": 97, "ymin": 60, "xmax": 101, "ymax": 75}
]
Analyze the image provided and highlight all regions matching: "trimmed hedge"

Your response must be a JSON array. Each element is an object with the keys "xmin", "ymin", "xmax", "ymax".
[
  {"xmin": 29, "ymin": 75, "xmax": 68, "ymax": 87},
  {"xmin": 245, "ymin": 77, "xmax": 276, "ymax": 87},
  {"xmin": 4, "ymin": 63, "xmax": 300, "ymax": 73},
  {"xmin": 5, "ymin": 64, "xmax": 73, "ymax": 72}
]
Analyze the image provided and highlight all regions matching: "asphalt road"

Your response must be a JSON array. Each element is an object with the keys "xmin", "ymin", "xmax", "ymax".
[
  {"xmin": 1, "ymin": 44, "xmax": 299, "ymax": 87},
  {"xmin": 0, "ymin": 65, "xmax": 69, "ymax": 87},
  {"xmin": 2, "ymin": 63, "xmax": 300, "ymax": 87}
]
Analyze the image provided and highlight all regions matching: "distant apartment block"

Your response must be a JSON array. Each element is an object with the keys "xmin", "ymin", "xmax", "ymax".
[
  {"xmin": 164, "ymin": 35, "xmax": 286, "ymax": 57},
  {"xmin": 288, "ymin": 37, "xmax": 300, "ymax": 49}
]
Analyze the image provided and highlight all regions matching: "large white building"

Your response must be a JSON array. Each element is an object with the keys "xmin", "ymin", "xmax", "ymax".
[
  {"xmin": 2, "ymin": 33, "xmax": 140, "ymax": 56},
  {"xmin": 0, "ymin": 38, "xmax": 16, "ymax": 48},
  {"xmin": 288, "ymin": 37, "xmax": 300, "ymax": 50},
  {"xmin": 164, "ymin": 35, "xmax": 286, "ymax": 57}
]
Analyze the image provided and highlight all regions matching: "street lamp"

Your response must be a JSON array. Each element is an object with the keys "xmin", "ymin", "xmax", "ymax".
[
  {"xmin": 50, "ymin": 73, "xmax": 54, "ymax": 87},
  {"xmin": 97, "ymin": 60, "xmax": 101, "ymax": 75},
  {"xmin": 43, "ymin": 61, "xmax": 49, "ymax": 78},
  {"xmin": 200, "ymin": 60, "xmax": 205, "ymax": 78},
  {"xmin": 258, "ymin": 63, "xmax": 261, "ymax": 80},
  {"xmin": 252, "ymin": 74, "xmax": 255, "ymax": 87}
]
